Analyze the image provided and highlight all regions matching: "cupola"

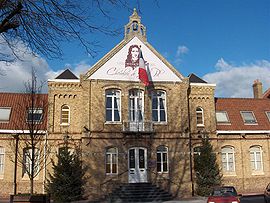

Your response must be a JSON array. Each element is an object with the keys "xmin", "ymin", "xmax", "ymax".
[{"xmin": 125, "ymin": 8, "xmax": 147, "ymax": 41}]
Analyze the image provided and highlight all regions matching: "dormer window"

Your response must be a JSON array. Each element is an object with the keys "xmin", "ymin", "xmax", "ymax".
[
  {"xmin": 0, "ymin": 107, "xmax": 11, "ymax": 122},
  {"xmin": 266, "ymin": 111, "xmax": 270, "ymax": 122},
  {"xmin": 27, "ymin": 108, "xmax": 43, "ymax": 123},
  {"xmin": 241, "ymin": 111, "xmax": 257, "ymax": 124},
  {"xmin": 216, "ymin": 111, "xmax": 230, "ymax": 124}
]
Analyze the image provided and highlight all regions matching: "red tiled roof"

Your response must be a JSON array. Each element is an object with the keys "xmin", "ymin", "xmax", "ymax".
[
  {"xmin": 215, "ymin": 98, "xmax": 270, "ymax": 131},
  {"xmin": 0, "ymin": 93, "xmax": 48, "ymax": 131}
]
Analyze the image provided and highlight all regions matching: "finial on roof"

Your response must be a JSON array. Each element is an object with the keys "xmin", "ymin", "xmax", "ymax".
[{"xmin": 125, "ymin": 8, "xmax": 146, "ymax": 41}]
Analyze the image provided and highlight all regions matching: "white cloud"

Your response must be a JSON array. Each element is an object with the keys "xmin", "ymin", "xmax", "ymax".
[
  {"xmin": 203, "ymin": 59, "xmax": 270, "ymax": 98},
  {"xmin": 174, "ymin": 45, "xmax": 189, "ymax": 66},
  {"xmin": 0, "ymin": 38, "xmax": 91, "ymax": 93},
  {"xmin": 0, "ymin": 39, "xmax": 50, "ymax": 93},
  {"xmin": 176, "ymin": 45, "xmax": 189, "ymax": 57}
]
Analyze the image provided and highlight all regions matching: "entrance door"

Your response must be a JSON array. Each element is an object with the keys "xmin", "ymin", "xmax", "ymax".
[{"xmin": 128, "ymin": 147, "xmax": 147, "ymax": 183}]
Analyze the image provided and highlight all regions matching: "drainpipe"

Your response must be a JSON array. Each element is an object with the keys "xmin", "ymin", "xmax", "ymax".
[
  {"xmin": 43, "ymin": 131, "xmax": 48, "ymax": 193},
  {"xmin": 187, "ymin": 83, "xmax": 195, "ymax": 196},
  {"xmin": 13, "ymin": 134, "xmax": 19, "ymax": 195}
]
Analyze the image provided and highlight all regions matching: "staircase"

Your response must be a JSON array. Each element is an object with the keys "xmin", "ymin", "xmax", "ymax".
[{"xmin": 106, "ymin": 183, "xmax": 173, "ymax": 202}]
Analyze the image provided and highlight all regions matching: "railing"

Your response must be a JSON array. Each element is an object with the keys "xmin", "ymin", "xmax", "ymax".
[{"xmin": 122, "ymin": 121, "xmax": 153, "ymax": 133}]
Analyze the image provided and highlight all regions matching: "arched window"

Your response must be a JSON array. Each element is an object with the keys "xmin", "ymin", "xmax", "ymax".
[
  {"xmin": 106, "ymin": 147, "xmax": 118, "ymax": 174},
  {"xmin": 250, "ymin": 146, "xmax": 263, "ymax": 172},
  {"xmin": 61, "ymin": 105, "xmax": 70, "ymax": 125},
  {"xmin": 221, "ymin": 146, "xmax": 235, "ymax": 172},
  {"xmin": 156, "ymin": 146, "xmax": 168, "ymax": 173},
  {"xmin": 129, "ymin": 89, "xmax": 144, "ymax": 122},
  {"xmin": 23, "ymin": 148, "xmax": 40, "ymax": 176},
  {"xmin": 105, "ymin": 89, "xmax": 121, "ymax": 122},
  {"xmin": 196, "ymin": 107, "xmax": 204, "ymax": 126},
  {"xmin": 0, "ymin": 147, "xmax": 5, "ymax": 175},
  {"xmin": 152, "ymin": 90, "xmax": 167, "ymax": 122}
]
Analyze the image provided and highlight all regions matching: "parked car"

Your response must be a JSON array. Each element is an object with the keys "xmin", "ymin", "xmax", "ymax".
[
  {"xmin": 264, "ymin": 183, "xmax": 270, "ymax": 203},
  {"xmin": 207, "ymin": 186, "xmax": 240, "ymax": 203}
]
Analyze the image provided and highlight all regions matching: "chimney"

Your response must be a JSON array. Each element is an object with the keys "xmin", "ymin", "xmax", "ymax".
[{"xmin": 253, "ymin": 79, "xmax": 263, "ymax": 98}]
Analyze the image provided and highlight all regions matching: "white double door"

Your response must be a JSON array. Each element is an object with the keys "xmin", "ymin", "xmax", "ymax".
[{"xmin": 128, "ymin": 147, "xmax": 147, "ymax": 183}]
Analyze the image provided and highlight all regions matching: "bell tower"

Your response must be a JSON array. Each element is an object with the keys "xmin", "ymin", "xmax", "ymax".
[{"xmin": 125, "ymin": 8, "xmax": 147, "ymax": 41}]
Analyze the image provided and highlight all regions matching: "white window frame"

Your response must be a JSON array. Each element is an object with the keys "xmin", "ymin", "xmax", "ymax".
[
  {"xmin": 23, "ymin": 148, "xmax": 40, "ymax": 177},
  {"xmin": 240, "ymin": 111, "xmax": 257, "ymax": 125},
  {"xmin": 0, "ymin": 107, "xmax": 11, "ymax": 123},
  {"xmin": 105, "ymin": 147, "xmax": 118, "ymax": 175},
  {"xmin": 0, "ymin": 147, "xmax": 5, "ymax": 177},
  {"xmin": 266, "ymin": 111, "xmax": 270, "ymax": 122},
  {"xmin": 152, "ymin": 90, "xmax": 167, "ymax": 123},
  {"xmin": 156, "ymin": 146, "xmax": 168, "ymax": 173},
  {"xmin": 61, "ymin": 105, "xmax": 70, "ymax": 125},
  {"xmin": 250, "ymin": 146, "xmax": 263, "ymax": 173},
  {"xmin": 105, "ymin": 89, "xmax": 121, "ymax": 123},
  {"xmin": 196, "ymin": 107, "xmax": 204, "ymax": 127},
  {"xmin": 221, "ymin": 146, "xmax": 235, "ymax": 173},
  {"xmin": 27, "ymin": 108, "xmax": 43, "ymax": 123},
  {"xmin": 216, "ymin": 111, "xmax": 230, "ymax": 124},
  {"xmin": 129, "ymin": 89, "xmax": 144, "ymax": 122}
]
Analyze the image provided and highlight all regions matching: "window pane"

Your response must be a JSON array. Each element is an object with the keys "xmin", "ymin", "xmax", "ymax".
[
  {"xmin": 112, "ymin": 164, "xmax": 117, "ymax": 173},
  {"xmin": 139, "ymin": 149, "xmax": 145, "ymax": 168},
  {"xmin": 129, "ymin": 149, "xmax": 135, "ymax": 168},
  {"xmin": 160, "ymin": 110, "xmax": 166, "ymax": 121},
  {"xmin": 152, "ymin": 110, "xmax": 158, "ymax": 121},
  {"xmin": 160, "ymin": 98, "xmax": 165, "ymax": 109},
  {"xmin": 163, "ymin": 153, "xmax": 167, "ymax": 162},
  {"xmin": 106, "ymin": 164, "xmax": 111, "ymax": 173},
  {"xmin": 152, "ymin": 98, "xmax": 158, "ymax": 109},
  {"xmin": 157, "ymin": 163, "xmax": 161, "ymax": 172},
  {"xmin": 157, "ymin": 153, "xmax": 161, "ymax": 162},
  {"xmin": 163, "ymin": 162, "xmax": 168, "ymax": 172},
  {"xmin": 114, "ymin": 110, "xmax": 120, "ymax": 121},
  {"xmin": 106, "ymin": 97, "xmax": 112, "ymax": 108},
  {"xmin": 106, "ymin": 110, "xmax": 112, "ymax": 121}
]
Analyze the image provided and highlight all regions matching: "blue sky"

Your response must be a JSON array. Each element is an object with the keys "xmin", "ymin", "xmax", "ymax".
[{"xmin": 1, "ymin": 0, "xmax": 270, "ymax": 97}]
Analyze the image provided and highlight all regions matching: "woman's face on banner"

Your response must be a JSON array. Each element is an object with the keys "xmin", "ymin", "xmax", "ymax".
[{"xmin": 131, "ymin": 47, "xmax": 139, "ymax": 62}]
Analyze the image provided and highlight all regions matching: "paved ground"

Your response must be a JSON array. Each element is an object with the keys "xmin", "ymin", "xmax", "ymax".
[{"xmin": 0, "ymin": 194, "xmax": 265, "ymax": 203}]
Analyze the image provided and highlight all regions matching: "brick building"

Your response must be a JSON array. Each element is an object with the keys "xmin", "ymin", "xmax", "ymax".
[{"xmin": 0, "ymin": 9, "xmax": 269, "ymax": 200}]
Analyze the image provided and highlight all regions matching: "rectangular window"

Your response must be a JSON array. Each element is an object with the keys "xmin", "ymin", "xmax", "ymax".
[
  {"xmin": 0, "ymin": 107, "xmax": 11, "ymax": 122},
  {"xmin": 23, "ymin": 148, "xmax": 40, "ymax": 176},
  {"xmin": 106, "ymin": 148, "xmax": 118, "ymax": 174},
  {"xmin": 156, "ymin": 146, "xmax": 168, "ymax": 173},
  {"xmin": 27, "ymin": 108, "xmax": 43, "ymax": 123},
  {"xmin": 216, "ymin": 111, "xmax": 230, "ymax": 123},
  {"xmin": 129, "ymin": 90, "xmax": 143, "ymax": 122},
  {"xmin": 152, "ymin": 91, "xmax": 166, "ymax": 122},
  {"xmin": 0, "ymin": 147, "xmax": 4, "ymax": 175},
  {"xmin": 241, "ymin": 111, "xmax": 257, "ymax": 124},
  {"xmin": 106, "ymin": 90, "xmax": 121, "ymax": 122}
]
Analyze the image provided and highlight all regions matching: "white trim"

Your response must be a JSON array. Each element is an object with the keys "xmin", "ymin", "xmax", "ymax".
[
  {"xmin": 190, "ymin": 83, "xmax": 216, "ymax": 87},
  {"xmin": 217, "ymin": 130, "xmax": 270, "ymax": 134},
  {"xmin": 0, "ymin": 129, "xmax": 46, "ymax": 134},
  {"xmin": 48, "ymin": 79, "xmax": 80, "ymax": 83}
]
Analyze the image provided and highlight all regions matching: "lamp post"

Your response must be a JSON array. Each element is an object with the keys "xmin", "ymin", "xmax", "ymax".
[{"xmin": 13, "ymin": 134, "xmax": 19, "ymax": 195}]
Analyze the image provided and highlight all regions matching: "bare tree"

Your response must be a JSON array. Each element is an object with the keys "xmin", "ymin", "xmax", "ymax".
[
  {"xmin": 9, "ymin": 68, "xmax": 51, "ymax": 194},
  {"xmin": 0, "ymin": 0, "xmax": 139, "ymax": 61}
]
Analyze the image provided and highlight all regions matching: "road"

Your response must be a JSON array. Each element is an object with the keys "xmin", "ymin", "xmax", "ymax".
[{"xmin": 240, "ymin": 195, "xmax": 265, "ymax": 203}]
